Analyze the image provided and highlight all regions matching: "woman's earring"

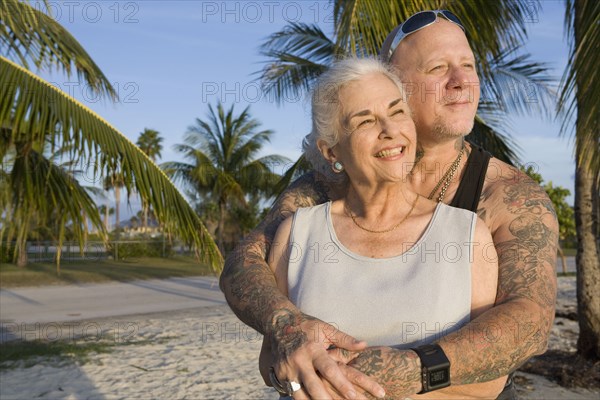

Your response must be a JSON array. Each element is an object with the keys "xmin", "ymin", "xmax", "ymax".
[{"xmin": 332, "ymin": 161, "xmax": 344, "ymax": 173}]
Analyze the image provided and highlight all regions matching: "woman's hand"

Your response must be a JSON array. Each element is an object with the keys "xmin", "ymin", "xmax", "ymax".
[{"xmin": 266, "ymin": 310, "xmax": 386, "ymax": 400}]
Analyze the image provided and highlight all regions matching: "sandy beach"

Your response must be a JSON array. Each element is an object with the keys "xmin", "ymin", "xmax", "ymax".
[{"xmin": 1, "ymin": 275, "xmax": 598, "ymax": 400}]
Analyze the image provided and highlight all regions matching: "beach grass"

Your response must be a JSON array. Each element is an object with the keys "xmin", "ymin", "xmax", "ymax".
[
  {"xmin": 0, "ymin": 335, "xmax": 167, "ymax": 370},
  {"xmin": 0, "ymin": 256, "xmax": 215, "ymax": 288},
  {"xmin": 0, "ymin": 339, "xmax": 115, "ymax": 369}
]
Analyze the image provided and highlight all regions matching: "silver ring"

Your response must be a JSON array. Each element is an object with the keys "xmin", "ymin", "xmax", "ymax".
[
  {"xmin": 269, "ymin": 367, "xmax": 302, "ymax": 396},
  {"xmin": 289, "ymin": 381, "xmax": 301, "ymax": 392}
]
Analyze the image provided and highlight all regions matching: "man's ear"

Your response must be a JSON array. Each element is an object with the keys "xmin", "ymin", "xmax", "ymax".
[{"xmin": 317, "ymin": 139, "xmax": 337, "ymax": 164}]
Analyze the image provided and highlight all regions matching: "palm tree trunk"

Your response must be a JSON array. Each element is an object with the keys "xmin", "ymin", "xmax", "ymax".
[
  {"xmin": 143, "ymin": 202, "xmax": 149, "ymax": 233},
  {"xmin": 114, "ymin": 186, "xmax": 121, "ymax": 261},
  {"xmin": 83, "ymin": 210, "xmax": 88, "ymax": 244},
  {"xmin": 114, "ymin": 185, "xmax": 121, "ymax": 233},
  {"xmin": 574, "ymin": 0, "xmax": 600, "ymax": 361},
  {"xmin": 575, "ymin": 163, "xmax": 600, "ymax": 360},
  {"xmin": 103, "ymin": 202, "xmax": 109, "ymax": 231},
  {"xmin": 217, "ymin": 201, "xmax": 226, "ymax": 252},
  {"xmin": 557, "ymin": 245, "xmax": 568, "ymax": 274},
  {"xmin": 16, "ymin": 235, "xmax": 28, "ymax": 267}
]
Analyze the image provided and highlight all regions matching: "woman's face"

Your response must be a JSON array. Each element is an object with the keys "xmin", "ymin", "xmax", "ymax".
[{"xmin": 330, "ymin": 73, "xmax": 417, "ymax": 186}]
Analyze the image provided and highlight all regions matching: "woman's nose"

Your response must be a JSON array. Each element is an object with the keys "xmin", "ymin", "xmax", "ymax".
[{"xmin": 378, "ymin": 118, "xmax": 396, "ymax": 139}]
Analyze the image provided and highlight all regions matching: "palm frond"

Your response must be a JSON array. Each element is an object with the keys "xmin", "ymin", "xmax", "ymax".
[
  {"xmin": 333, "ymin": 0, "xmax": 534, "ymax": 72},
  {"xmin": 0, "ymin": 56, "xmax": 222, "ymax": 272},
  {"xmin": 467, "ymin": 114, "xmax": 522, "ymax": 165},
  {"xmin": 0, "ymin": 0, "xmax": 116, "ymax": 100},
  {"xmin": 257, "ymin": 22, "xmax": 344, "ymax": 104},
  {"xmin": 333, "ymin": 0, "xmax": 419, "ymax": 56},
  {"xmin": 238, "ymin": 156, "xmax": 291, "ymax": 198},
  {"xmin": 4, "ymin": 146, "xmax": 105, "ymax": 267},
  {"xmin": 558, "ymin": 0, "xmax": 600, "ymax": 179},
  {"xmin": 272, "ymin": 154, "xmax": 313, "ymax": 196},
  {"xmin": 481, "ymin": 47, "xmax": 556, "ymax": 119}
]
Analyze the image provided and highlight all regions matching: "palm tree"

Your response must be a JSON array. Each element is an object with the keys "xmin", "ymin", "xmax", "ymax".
[
  {"xmin": 163, "ymin": 101, "xmax": 289, "ymax": 251},
  {"xmin": 558, "ymin": 0, "xmax": 600, "ymax": 360},
  {"xmin": 0, "ymin": 0, "xmax": 221, "ymax": 271},
  {"xmin": 136, "ymin": 128, "xmax": 163, "ymax": 161},
  {"xmin": 103, "ymin": 172, "xmax": 125, "ymax": 234},
  {"xmin": 98, "ymin": 205, "xmax": 115, "ymax": 232},
  {"xmin": 256, "ymin": 0, "xmax": 555, "ymax": 170},
  {"xmin": 3, "ymin": 140, "xmax": 105, "ymax": 269},
  {"xmin": 136, "ymin": 128, "xmax": 163, "ymax": 232}
]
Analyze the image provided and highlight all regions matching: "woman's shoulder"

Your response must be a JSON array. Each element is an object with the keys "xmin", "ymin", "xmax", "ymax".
[
  {"xmin": 437, "ymin": 201, "xmax": 478, "ymax": 221},
  {"xmin": 293, "ymin": 201, "xmax": 330, "ymax": 218}
]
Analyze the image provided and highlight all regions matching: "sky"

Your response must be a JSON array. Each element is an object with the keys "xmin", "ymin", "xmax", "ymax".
[{"xmin": 31, "ymin": 0, "xmax": 576, "ymax": 216}]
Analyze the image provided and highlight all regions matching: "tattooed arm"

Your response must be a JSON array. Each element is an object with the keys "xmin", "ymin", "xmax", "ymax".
[
  {"xmin": 438, "ymin": 164, "xmax": 558, "ymax": 385},
  {"xmin": 219, "ymin": 172, "xmax": 329, "ymax": 334},
  {"xmin": 220, "ymin": 172, "xmax": 385, "ymax": 400}
]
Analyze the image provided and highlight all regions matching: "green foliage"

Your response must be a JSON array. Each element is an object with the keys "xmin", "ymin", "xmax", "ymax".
[
  {"xmin": 162, "ymin": 101, "xmax": 290, "ymax": 250},
  {"xmin": 0, "ymin": 1, "xmax": 222, "ymax": 272},
  {"xmin": 136, "ymin": 128, "xmax": 163, "ymax": 161},
  {"xmin": 546, "ymin": 182, "xmax": 577, "ymax": 247},
  {"xmin": 522, "ymin": 165, "xmax": 543, "ymax": 184},
  {"xmin": 108, "ymin": 240, "xmax": 173, "ymax": 259},
  {"xmin": 0, "ymin": 257, "xmax": 212, "ymax": 287},
  {"xmin": 0, "ymin": 242, "xmax": 16, "ymax": 264},
  {"xmin": 0, "ymin": 340, "xmax": 114, "ymax": 369}
]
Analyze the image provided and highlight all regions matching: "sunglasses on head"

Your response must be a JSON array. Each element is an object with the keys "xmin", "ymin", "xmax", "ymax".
[{"xmin": 382, "ymin": 10, "xmax": 465, "ymax": 62}]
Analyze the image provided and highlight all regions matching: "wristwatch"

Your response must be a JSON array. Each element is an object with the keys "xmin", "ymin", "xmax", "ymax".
[{"xmin": 411, "ymin": 343, "xmax": 451, "ymax": 393}]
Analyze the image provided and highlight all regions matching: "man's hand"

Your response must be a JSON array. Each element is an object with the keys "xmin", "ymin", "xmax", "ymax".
[
  {"xmin": 267, "ymin": 310, "xmax": 386, "ymax": 400},
  {"xmin": 348, "ymin": 347, "xmax": 422, "ymax": 399}
]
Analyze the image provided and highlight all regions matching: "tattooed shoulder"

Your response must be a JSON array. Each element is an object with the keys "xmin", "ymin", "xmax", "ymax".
[
  {"xmin": 477, "ymin": 161, "xmax": 557, "ymax": 231},
  {"xmin": 285, "ymin": 171, "xmax": 334, "ymax": 208}
]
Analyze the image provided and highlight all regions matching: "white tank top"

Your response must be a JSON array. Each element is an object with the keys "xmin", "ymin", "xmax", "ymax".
[{"xmin": 287, "ymin": 201, "xmax": 476, "ymax": 348}]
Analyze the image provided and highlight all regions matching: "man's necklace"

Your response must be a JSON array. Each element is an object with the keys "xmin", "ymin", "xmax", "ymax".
[
  {"xmin": 427, "ymin": 144, "xmax": 465, "ymax": 203},
  {"xmin": 345, "ymin": 195, "xmax": 419, "ymax": 234}
]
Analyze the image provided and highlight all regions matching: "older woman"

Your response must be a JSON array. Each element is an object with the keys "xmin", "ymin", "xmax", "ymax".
[{"xmin": 260, "ymin": 58, "xmax": 506, "ymax": 399}]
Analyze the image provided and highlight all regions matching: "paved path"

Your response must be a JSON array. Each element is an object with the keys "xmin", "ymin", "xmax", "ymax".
[
  {"xmin": 0, "ymin": 256, "xmax": 576, "ymax": 327},
  {"xmin": 0, "ymin": 276, "xmax": 225, "ymax": 326}
]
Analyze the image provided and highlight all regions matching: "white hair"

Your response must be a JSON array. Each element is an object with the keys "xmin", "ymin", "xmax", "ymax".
[{"xmin": 302, "ymin": 58, "xmax": 406, "ymax": 182}]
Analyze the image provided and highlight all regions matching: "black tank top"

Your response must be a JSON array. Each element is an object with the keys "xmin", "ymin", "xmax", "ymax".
[{"xmin": 449, "ymin": 145, "xmax": 491, "ymax": 213}]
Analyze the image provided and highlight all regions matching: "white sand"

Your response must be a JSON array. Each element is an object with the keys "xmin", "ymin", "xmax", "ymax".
[
  {"xmin": 1, "ymin": 276, "xmax": 598, "ymax": 399},
  {"xmin": 1, "ymin": 306, "xmax": 274, "ymax": 399}
]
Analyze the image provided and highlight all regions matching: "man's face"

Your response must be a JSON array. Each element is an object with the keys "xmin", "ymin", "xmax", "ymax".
[{"xmin": 390, "ymin": 19, "xmax": 480, "ymax": 142}]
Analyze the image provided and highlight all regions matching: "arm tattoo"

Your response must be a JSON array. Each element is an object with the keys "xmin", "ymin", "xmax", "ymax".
[
  {"xmin": 270, "ymin": 311, "xmax": 321, "ymax": 360},
  {"xmin": 349, "ymin": 348, "xmax": 421, "ymax": 399},
  {"xmin": 441, "ymin": 167, "xmax": 558, "ymax": 385},
  {"xmin": 220, "ymin": 172, "xmax": 333, "ymax": 335},
  {"xmin": 496, "ymin": 171, "xmax": 558, "ymax": 308}
]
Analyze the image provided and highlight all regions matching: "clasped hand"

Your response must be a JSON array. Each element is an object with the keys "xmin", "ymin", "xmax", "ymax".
[{"xmin": 261, "ymin": 311, "xmax": 386, "ymax": 399}]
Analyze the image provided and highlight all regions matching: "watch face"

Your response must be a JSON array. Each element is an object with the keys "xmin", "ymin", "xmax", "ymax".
[{"xmin": 429, "ymin": 369, "xmax": 449, "ymax": 386}]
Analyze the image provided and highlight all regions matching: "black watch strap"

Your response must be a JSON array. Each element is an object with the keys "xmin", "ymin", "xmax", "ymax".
[{"xmin": 411, "ymin": 343, "xmax": 451, "ymax": 393}]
